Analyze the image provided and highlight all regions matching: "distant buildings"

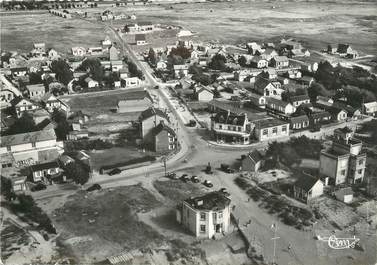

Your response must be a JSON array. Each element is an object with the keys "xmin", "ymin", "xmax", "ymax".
[
  {"xmin": 177, "ymin": 192, "xmax": 231, "ymax": 238},
  {"xmin": 319, "ymin": 127, "xmax": 366, "ymax": 185}
]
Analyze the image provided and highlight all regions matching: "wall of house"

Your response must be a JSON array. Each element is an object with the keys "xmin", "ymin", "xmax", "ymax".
[
  {"xmin": 154, "ymin": 130, "xmax": 170, "ymax": 153},
  {"xmin": 118, "ymin": 99, "xmax": 152, "ymax": 113},
  {"xmin": 349, "ymin": 154, "xmax": 366, "ymax": 183},
  {"xmin": 309, "ymin": 181, "xmax": 324, "ymax": 199},
  {"xmin": 142, "ymin": 115, "xmax": 169, "ymax": 139},
  {"xmin": 256, "ymin": 124, "xmax": 289, "ymax": 141},
  {"xmin": 36, "ymin": 140, "xmax": 57, "ymax": 149},
  {"xmin": 320, "ymin": 153, "xmax": 349, "ymax": 185},
  {"xmin": 182, "ymin": 204, "xmax": 200, "ymax": 236},
  {"xmin": 11, "ymin": 143, "xmax": 33, "ymax": 152},
  {"xmin": 198, "ymin": 91, "xmax": 213, "ymax": 102}
]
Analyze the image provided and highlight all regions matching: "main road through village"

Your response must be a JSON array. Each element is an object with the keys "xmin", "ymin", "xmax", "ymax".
[{"xmin": 34, "ymin": 20, "xmax": 376, "ymax": 265}]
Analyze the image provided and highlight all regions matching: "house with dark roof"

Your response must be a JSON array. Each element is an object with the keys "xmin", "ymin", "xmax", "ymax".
[
  {"xmin": 270, "ymin": 56, "xmax": 289, "ymax": 69},
  {"xmin": 177, "ymin": 191, "xmax": 231, "ymax": 238},
  {"xmin": 27, "ymin": 84, "xmax": 45, "ymax": 100},
  {"xmin": 241, "ymin": 149, "xmax": 264, "ymax": 172},
  {"xmin": 293, "ymin": 174, "xmax": 324, "ymax": 203},
  {"xmin": 254, "ymin": 76, "xmax": 285, "ymax": 100},
  {"xmin": 41, "ymin": 93, "xmax": 70, "ymax": 116},
  {"xmin": 266, "ymin": 97, "xmax": 296, "ymax": 115},
  {"xmin": 135, "ymin": 34, "xmax": 147, "ymax": 46},
  {"xmin": 290, "ymin": 94, "xmax": 310, "ymax": 108},
  {"xmin": 152, "ymin": 122, "xmax": 177, "ymax": 153},
  {"xmin": 290, "ymin": 115, "xmax": 309, "ymax": 130},
  {"xmin": 30, "ymin": 161, "xmax": 61, "ymax": 183},
  {"xmin": 211, "ymin": 111, "xmax": 251, "ymax": 145},
  {"xmin": 12, "ymin": 97, "xmax": 42, "ymax": 118},
  {"xmin": 139, "ymin": 107, "xmax": 170, "ymax": 141},
  {"xmin": 308, "ymin": 111, "xmax": 332, "ymax": 127}
]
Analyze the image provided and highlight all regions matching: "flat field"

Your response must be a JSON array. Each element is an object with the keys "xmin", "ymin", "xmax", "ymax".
[
  {"xmin": 106, "ymin": 1, "xmax": 377, "ymax": 54},
  {"xmin": 1, "ymin": 13, "xmax": 107, "ymax": 53}
]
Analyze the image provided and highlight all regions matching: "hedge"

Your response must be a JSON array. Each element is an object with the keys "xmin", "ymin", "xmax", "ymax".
[{"xmin": 100, "ymin": 155, "xmax": 156, "ymax": 172}]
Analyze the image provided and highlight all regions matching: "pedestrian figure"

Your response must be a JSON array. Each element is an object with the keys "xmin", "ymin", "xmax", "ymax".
[{"xmin": 288, "ymin": 243, "xmax": 292, "ymax": 251}]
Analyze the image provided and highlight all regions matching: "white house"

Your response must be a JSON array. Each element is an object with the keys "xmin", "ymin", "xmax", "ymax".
[
  {"xmin": 176, "ymin": 192, "xmax": 231, "ymax": 239},
  {"xmin": 174, "ymin": 64, "xmax": 189, "ymax": 78},
  {"xmin": 84, "ymin": 77, "xmax": 99, "ymax": 88},
  {"xmin": 293, "ymin": 174, "xmax": 324, "ymax": 204},
  {"xmin": 123, "ymin": 77, "xmax": 141, "ymax": 88},
  {"xmin": 71, "ymin": 47, "xmax": 86, "ymax": 57},
  {"xmin": 266, "ymin": 97, "xmax": 296, "ymax": 115},
  {"xmin": 196, "ymin": 86, "xmax": 214, "ymax": 102}
]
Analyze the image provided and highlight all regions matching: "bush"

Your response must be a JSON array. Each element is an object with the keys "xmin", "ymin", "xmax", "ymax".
[{"xmin": 64, "ymin": 139, "xmax": 114, "ymax": 151}]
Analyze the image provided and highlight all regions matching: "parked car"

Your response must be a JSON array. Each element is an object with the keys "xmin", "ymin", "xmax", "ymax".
[
  {"xmin": 219, "ymin": 188, "xmax": 230, "ymax": 197},
  {"xmin": 31, "ymin": 182, "xmax": 47, "ymax": 192},
  {"xmin": 221, "ymin": 164, "xmax": 235, "ymax": 173},
  {"xmin": 186, "ymin": 120, "xmax": 197, "ymax": 127},
  {"xmin": 181, "ymin": 174, "xmax": 190, "ymax": 182},
  {"xmin": 203, "ymin": 180, "xmax": 213, "ymax": 188},
  {"xmin": 108, "ymin": 168, "xmax": 121, "ymax": 176},
  {"xmin": 167, "ymin": 172, "xmax": 178, "ymax": 179},
  {"xmin": 86, "ymin": 184, "xmax": 102, "ymax": 192},
  {"xmin": 154, "ymin": 85, "xmax": 159, "ymax": 89},
  {"xmin": 191, "ymin": 175, "xmax": 200, "ymax": 183}
]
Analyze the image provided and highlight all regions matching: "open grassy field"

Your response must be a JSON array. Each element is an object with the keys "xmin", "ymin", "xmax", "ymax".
[
  {"xmin": 1, "ymin": 13, "xmax": 107, "ymax": 53},
  {"xmin": 106, "ymin": 1, "xmax": 376, "ymax": 54}
]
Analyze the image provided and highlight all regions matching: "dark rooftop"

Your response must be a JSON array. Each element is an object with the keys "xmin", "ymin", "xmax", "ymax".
[
  {"xmin": 139, "ymin": 107, "xmax": 169, "ymax": 122},
  {"xmin": 212, "ymin": 111, "xmax": 246, "ymax": 126},
  {"xmin": 184, "ymin": 192, "xmax": 231, "ymax": 211},
  {"xmin": 255, "ymin": 118, "xmax": 288, "ymax": 129},
  {"xmin": 30, "ymin": 161, "xmax": 59, "ymax": 172},
  {"xmin": 294, "ymin": 174, "xmax": 321, "ymax": 192}
]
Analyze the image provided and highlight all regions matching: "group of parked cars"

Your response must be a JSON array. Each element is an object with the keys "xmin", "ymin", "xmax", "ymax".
[{"xmin": 166, "ymin": 172, "xmax": 230, "ymax": 197}]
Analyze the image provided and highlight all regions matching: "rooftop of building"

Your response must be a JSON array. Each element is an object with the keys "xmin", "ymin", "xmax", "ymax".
[
  {"xmin": 184, "ymin": 191, "xmax": 231, "ymax": 211},
  {"xmin": 255, "ymin": 118, "xmax": 288, "ymax": 129},
  {"xmin": 294, "ymin": 174, "xmax": 321, "ymax": 192},
  {"xmin": 1, "ymin": 128, "xmax": 56, "ymax": 147}
]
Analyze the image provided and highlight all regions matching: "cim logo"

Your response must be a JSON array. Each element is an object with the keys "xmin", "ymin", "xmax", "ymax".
[{"xmin": 318, "ymin": 235, "xmax": 360, "ymax": 249}]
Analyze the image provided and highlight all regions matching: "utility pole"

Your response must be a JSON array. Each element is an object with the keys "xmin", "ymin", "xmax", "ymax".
[
  {"xmin": 162, "ymin": 156, "xmax": 167, "ymax": 177},
  {"xmin": 271, "ymin": 223, "xmax": 280, "ymax": 265}
]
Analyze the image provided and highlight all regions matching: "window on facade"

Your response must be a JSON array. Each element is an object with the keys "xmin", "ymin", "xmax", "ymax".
[
  {"xmin": 212, "ymin": 213, "xmax": 217, "ymax": 221},
  {"xmin": 200, "ymin": 213, "xmax": 206, "ymax": 221},
  {"xmin": 359, "ymin": 159, "xmax": 364, "ymax": 165},
  {"xmin": 282, "ymin": 126, "xmax": 287, "ymax": 132},
  {"xmin": 272, "ymin": 127, "xmax": 277, "ymax": 134},
  {"xmin": 200, "ymin": 225, "xmax": 206, "ymax": 233},
  {"xmin": 238, "ymin": 127, "xmax": 241, "ymax": 132},
  {"xmin": 218, "ymin": 211, "xmax": 223, "ymax": 219},
  {"xmin": 358, "ymin": 169, "xmax": 363, "ymax": 174},
  {"xmin": 219, "ymin": 125, "xmax": 222, "ymax": 129},
  {"xmin": 6, "ymin": 146, "xmax": 11, "ymax": 151},
  {"xmin": 32, "ymin": 142, "xmax": 36, "ymax": 147},
  {"xmin": 262, "ymin": 129, "xmax": 268, "ymax": 135},
  {"xmin": 227, "ymin": 126, "xmax": 231, "ymax": 130},
  {"xmin": 341, "ymin": 169, "xmax": 346, "ymax": 176}
]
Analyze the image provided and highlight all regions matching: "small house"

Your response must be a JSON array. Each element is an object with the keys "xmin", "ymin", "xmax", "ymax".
[
  {"xmin": 123, "ymin": 77, "xmax": 141, "ymax": 87},
  {"xmin": 196, "ymin": 86, "xmax": 214, "ymax": 102},
  {"xmin": 27, "ymin": 84, "xmax": 46, "ymax": 100},
  {"xmin": 71, "ymin": 47, "xmax": 86, "ymax": 57},
  {"xmin": 135, "ymin": 34, "xmax": 147, "ymax": 46},
  {"xmin": 250, "ymin": 56, "xmax": 268, "ymax": 69},
  {"xmin": 293, "ymin": 175, "xmax": 324, "ymax": 203},
  {"xmin": 270, "ymin": 56, "xmax": 289, "ymax": 69},
  {"xmin": 30, "ymin": 161, "xmax": 60, "ymax": 183},
  {"xmin": 290, "ymin": 115, "xmax": 309, "ymax": 130},
  {"xmin": 11, "ymin": 176, "xmax": 27, "ymax": 192},
  {"xmin": 266, "ymin": 97, "xmax": 296, "ymax": 115},
  {"xmin": 334, "ymin": 187, "xmax": 353, "ymax": 204},
  {"xmin": 290, "ymin": 94, "xmax": 310, "ymax": 108},
  {"xmin": 84, "ymin": 77, "xmax": 99, "ymax": 88},
  {"xmin": 173, "ymin": 64, "xmax": 189, "ymax": 78},
  {"xmin": 241, "ymin": 150, "xmax": 264, "ymax": 172},
  {"xmin": 152, "ymin": 122, "xmax": 177, "ymax": 153},
  {"xmin": 363, "ymin": 101, "xmax": 377, "ymax": 116}
]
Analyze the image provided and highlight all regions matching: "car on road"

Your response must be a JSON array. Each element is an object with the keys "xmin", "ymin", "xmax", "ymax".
[
  {"xmin": 181, "ymin": 174, "xmax": 190, "ymax": 182},
  {"xmin": 191, "ymin": 175, "xmax": 200, "ymax": 183},
  {"xmin": 167, "ymin": 172, "xmax": 179, "ymax": 179},
  {"xmin": 31, "ymin": 182, "xmax": 47, "ymax": 192},
  {"xmin": 203, "ymin": 180, "xmax": 213, "ymax": 188},
  {"xmin": 86, "ymin": 184, "xmax": 102, "ymax": 192},
  {"xmin": 221, "ymin": 164, "xmax": 235, "ymax": 173},
  {"xmin": 219, "ymin": 188, "xmax": 230, "ymax": 197},
  {"xmin": 108, "ymin": 168, "xmax": 121, "ymax": 176}
]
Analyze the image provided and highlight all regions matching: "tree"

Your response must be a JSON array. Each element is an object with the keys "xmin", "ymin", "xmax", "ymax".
[
  {"xmin": 65, "ymin": 162, "xmax": 90, "ymax": 185},
  {"xmin": 51, "ymin": 109, "xmax": 70, "ymax": 140},
  {"xmin": 209, "ymin": 54, "xmax": 227, "ymax": 71},
  {"xmin": 78, "ymin": 58, "xmax": 104, "ymax": 82},
  {"xmin": 169, "ymin": 46, "xmax": 191, "ymax": 60},
  {"xmin": 50, "ymin": 59, "xmax": 73, "ymax": 85},
  {"xmin": 6, "ymin": 112, "xmax": 37, "ymax": 135},
  {"xmin": 148, "ymin": 48, "xmax": 157, "ymax": 66},
  {"xmin": 1, "ymin": 176, "xmax": 15, "ymax": 201},
  {"xmin": 29, "ymin": 72, "xmax": 43, "ymax": 85},
  {"xmin": 127, "ymin": 61, "xmax": 143, "ymax": 79},
  {"xmin": 238, "ymin": 56, "xmax": 247, "ymax": 67}
]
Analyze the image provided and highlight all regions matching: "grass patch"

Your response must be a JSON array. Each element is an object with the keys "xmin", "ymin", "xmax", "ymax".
[
  {"xmin": 154, "ymin": 180, "xmax": 204, "ymax": 202},
  {"xmin": 53, "ymin": 184, "xmax": 164, "ymax": 249}
]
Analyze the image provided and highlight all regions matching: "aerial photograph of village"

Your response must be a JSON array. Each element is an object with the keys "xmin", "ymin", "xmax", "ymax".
[{"xmin": 0, "ymin": 0, "xmax": 376, "ymax": 264}]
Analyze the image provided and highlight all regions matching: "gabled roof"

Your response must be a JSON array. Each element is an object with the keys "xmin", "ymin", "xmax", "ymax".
[
  {"xmin": 310, "ymin": 111, "xmax": 331, "ymax": 119},
  {"xmin": 184, "ymin": 191, "xmax": 231, "ymax": 211},
  {"xmin": 119, "ymin": 90, "xmax": 153, "ymax": 103},
  {"xmin": 1, "ymin": 129, "xmax": 56, "ymax": 147},
  {"xmin": 212, "ymin": 111, "xmax": 247, "ymax": 126},
  {"xmin": 290, "ymin": 94, "xmax": 310, "ymax": 103},
  {"xmin": 30, "ymin": 161, "xmax": 59, "ymax": 172},
  {"xmin": 139, "ymin": 107, "xmax": 169, "ymax": 121},
  {"xmin": 135, "ymin": 34, "xmax": 146, "ymax": 41},
  {"xmin": 27, "ymin": 83, "xmax": 45, "ymax": 92},
  {"xmin": 295, "ymin": 174, "xmax": 321, "ymax": 192},
  {"xmin": 245, "ymin": 149, "xmax": 263, "ymax": 164},
  {"xmin": 255, "ymin": 118, "xmax": 288, "ymax": 129},
  {"xmin": 290, "ymin": 115, "xmax": 309, "ymax": 123},
  {"xmin": 197, "ymin": 86, "xmax": 213, "ymax": 95},
  {"xmin": 272, "ymin": 56, "xmax": 288, "ymax": 62},
  {"xmin": 266, "ymin": 97, "xmax": 292, "ymax": 108},
  {"xmin": 153, "ymin": 122, "xmax": 175, "ymax": 136}
]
